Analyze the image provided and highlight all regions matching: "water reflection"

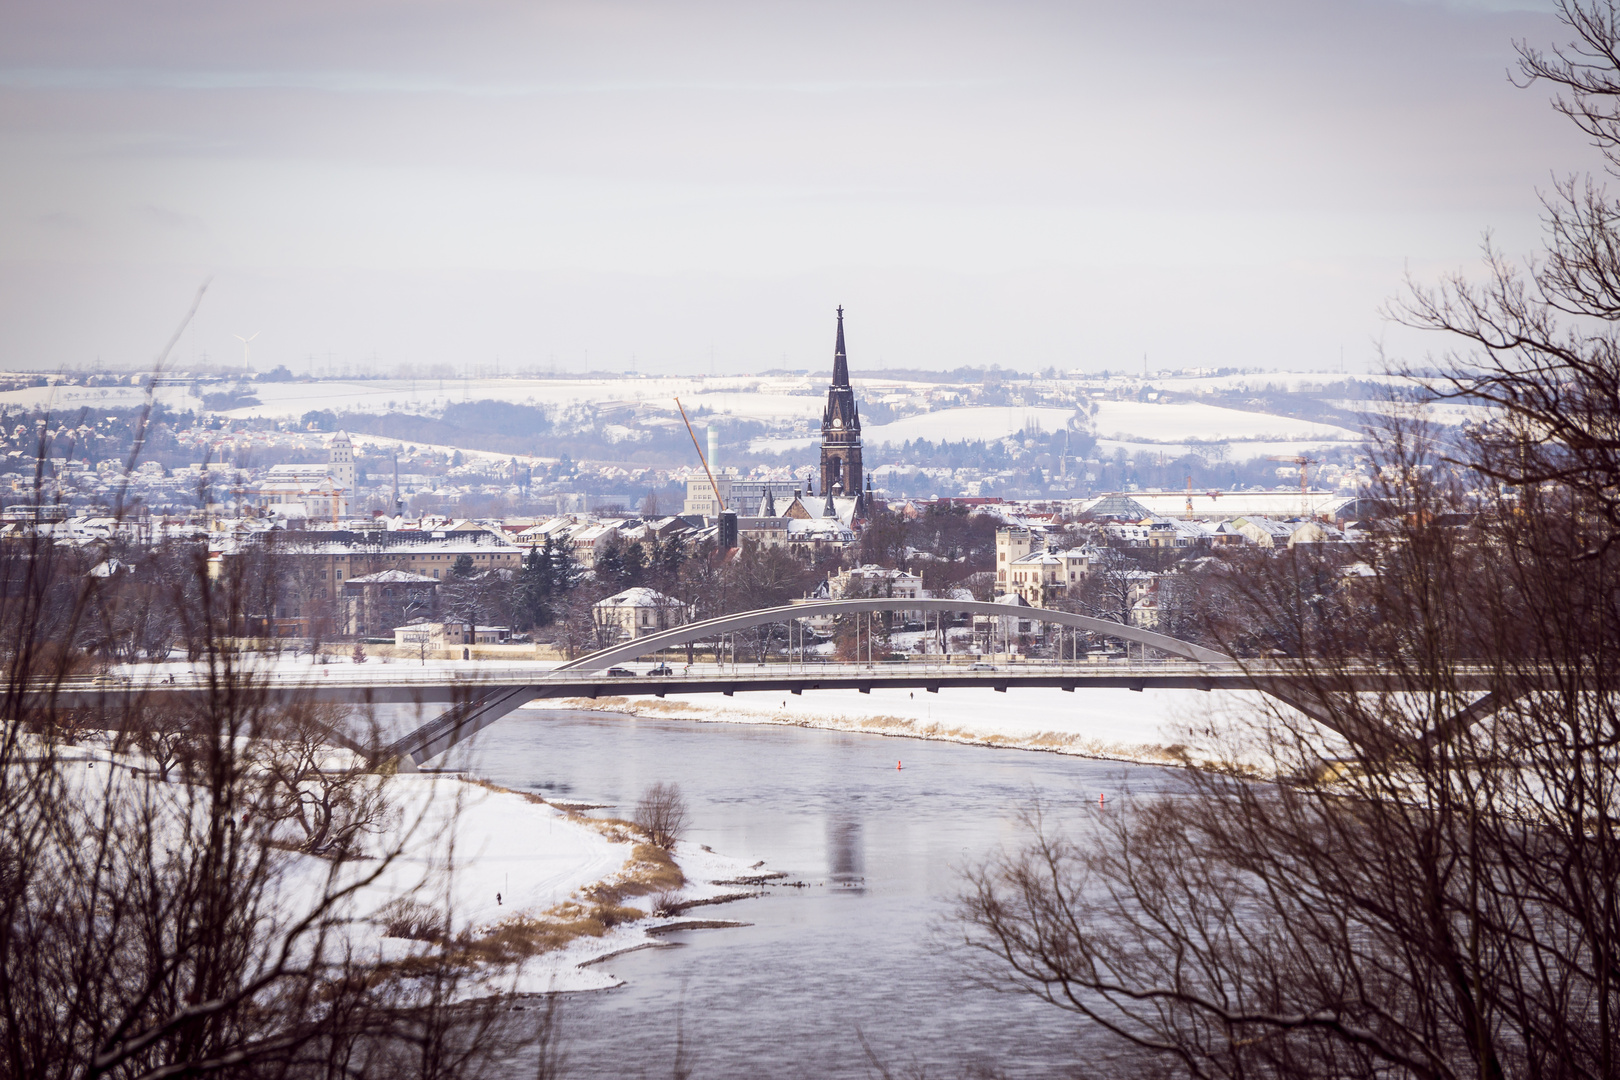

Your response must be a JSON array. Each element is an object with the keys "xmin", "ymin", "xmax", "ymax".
[
  {"xmin": 825, "ymin": 816, "xmax": 864, "ymax": 887},
  {"xmin": 466, "ymin": 710, "xmax": 1172, "ymax": 1079}
]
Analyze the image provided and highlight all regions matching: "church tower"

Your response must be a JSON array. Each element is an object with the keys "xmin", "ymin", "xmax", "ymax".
[{"xmin": 819, "ymin": 307, "xmax": 863, "ymax": 497}]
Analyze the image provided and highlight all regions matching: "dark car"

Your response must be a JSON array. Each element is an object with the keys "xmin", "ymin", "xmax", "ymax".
[
  {"xmin": 647, "ymin": 663, "xmax": 675, "ymax": 676},
  {"xmin": 604, "ymin": 666, "xmax": 636, "ymax": 677}
]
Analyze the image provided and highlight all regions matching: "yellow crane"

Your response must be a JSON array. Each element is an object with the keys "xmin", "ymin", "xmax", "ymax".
[{"xmin": 1268, "ymin": 455, "xmax": 1321, "ymax": 517}]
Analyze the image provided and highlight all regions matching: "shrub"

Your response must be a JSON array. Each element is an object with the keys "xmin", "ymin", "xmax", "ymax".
[{"xmin": 379, "ymin": 899, "xmax": 446, "ymax": 943}]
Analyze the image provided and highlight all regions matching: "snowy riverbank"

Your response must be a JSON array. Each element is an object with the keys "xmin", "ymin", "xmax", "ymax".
[
  {"xmin": 365, "ymin": 772, "xmax": 768, "ymax": 993},
  {"xmin": 52, "ymin": 737, "xmax": 767, "ymax": 996},
  {"xmin": 520, "ymin": 685, "xmax": 1281, "ymax": 765}
]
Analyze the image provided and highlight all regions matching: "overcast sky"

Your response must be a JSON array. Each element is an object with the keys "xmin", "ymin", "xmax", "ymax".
[{"xmin": 0, "ymin": 0, "xmax": 1587, "ymax": 377}]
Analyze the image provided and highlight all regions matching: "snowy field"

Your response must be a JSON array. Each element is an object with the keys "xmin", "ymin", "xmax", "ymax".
[
  {"xmin": 1090, "ymin": 400, "xmax": 1361, "ymax": 444},
  {"xmin": 1094, "ymin": 437, "xmax": 1364, "ymax": 460},
  {"xmin": 0, "ymin": 382, "xmax": 205, "ymax": 413},
  {"xmin": 752, "ymin": 399, "xmax": 1362, "ymax": 456}
]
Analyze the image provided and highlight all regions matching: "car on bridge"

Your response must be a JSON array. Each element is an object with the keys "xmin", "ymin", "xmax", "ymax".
[
  {"xmin": 968, "ymin": 662, "xmax": 996, "ymax": 671},
  {"xmin": 604, "ymin": 666, "xmax": 636, "ymax": 677},
  {"xmin": 646, "ymin": 663, "xmax": 675, "ymax": 676}
]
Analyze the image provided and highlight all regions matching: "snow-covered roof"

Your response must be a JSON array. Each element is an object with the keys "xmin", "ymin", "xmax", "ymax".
[
  {"xmin": 346, "ymin": 569, "xmax": 439, "ymax": 584},
  {"xmin": 786, "ymin": 516, "xmax": 855, "ymax": 539},
  {"xmin": 594, "ymin": 586, "xmax": 683, "ymax": 609}
]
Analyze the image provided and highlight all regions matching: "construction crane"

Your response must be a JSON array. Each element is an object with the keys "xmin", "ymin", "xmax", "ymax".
[
  {"xmin": 1268, "ymin": 455, "xmax": 1321, "ymax": 517},
  {"xmin": 1185, "ymin": 476, "xmax": 1194, "ymax": 514},
  {"xmin": 675, "ymin": 397, "xmax": 724, "ymax": 512}
]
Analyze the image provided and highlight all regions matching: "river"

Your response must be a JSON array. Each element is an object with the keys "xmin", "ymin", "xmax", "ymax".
[{"xmin": 465, "ymin": 708, "xmax": 1178, "ymax": 1079}]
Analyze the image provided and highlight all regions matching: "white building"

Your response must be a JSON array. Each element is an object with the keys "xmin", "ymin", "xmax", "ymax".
[
  {"xmin": 1005, "ymin": 546, "xmax": 1098, "ymax": 606},
  {"xmin": 1230, "ymin": 517, "xmax": 1297, "ymax": 548},
  {"xmin": 252, "ymin": 433, "xmax": 356, "ymax": 521},
  {"xmin": 824, "ymin": 563, "xmax": 926, "ymax": 622},
  {"xmin": 393, "ymin": 619, "xmax": 473, "ymax": 653},
  {"xmin": 995, "ymin": 526, "xmax": 1041, "ymax": 590},
  {"xmin": 592, "ymin": 587, "xmax": 687, "ymax": 642}
]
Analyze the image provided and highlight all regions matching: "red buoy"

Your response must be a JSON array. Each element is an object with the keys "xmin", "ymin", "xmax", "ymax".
[{"xmin": 897, "ymin": 760, "xmax": 903, "ymax": 771}]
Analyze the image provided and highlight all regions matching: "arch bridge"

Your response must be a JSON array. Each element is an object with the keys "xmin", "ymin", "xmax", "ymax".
[{"xmin": 54, "ymin": 598, "xmax": 1507, "ymax": 767}]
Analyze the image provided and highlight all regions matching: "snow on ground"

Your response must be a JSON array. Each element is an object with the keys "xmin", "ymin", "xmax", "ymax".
[
  {"xmin": 60, "ymin": 733, "xmax": 763, "ymax": 995},
  {"xmin": 522, "ymin": 685, "xmax": 1273, "ymax": 765},
  {"xmin": 217, "ymin": 375, "xmax": 825, "ymax": 422},
  {"xmin": 861, "ymin": 406, "xmax": 1085, "ymax": 445},
  {"xmin": 0, "ymin": 382, "xmax": 204, "ymax": 413},
  {"xmin": 1090, "ymin": 400, "xmax": 1361, "ymax": 444},
  {"xmin": 750, "ymin": 406, "xmax": 1083, "ymax": 453},
  {"xmin": 752, "ymin": 400, "xmax": 1361, "ymax": 455},
  {"xmin": 1094, "ymin": 437, "xmax": 1363, "ymax": 460},
  {"xmin": 354, "ymin": 774, "xmax": 764, "ymax": 994}
]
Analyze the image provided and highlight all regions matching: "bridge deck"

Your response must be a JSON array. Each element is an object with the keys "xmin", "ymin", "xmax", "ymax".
[
  {"xmin": 45, "ymin": 658, "xmax": 1497, "ymax": 707},
  {"xmin": 29, "ymin": 657, "xmax": 1514, "ymax": 767}
]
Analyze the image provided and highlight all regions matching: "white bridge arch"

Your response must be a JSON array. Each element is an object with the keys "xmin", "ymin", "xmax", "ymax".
[{"xmin": 558, "ymin": 597, "xmax": 1233, "ymax": 671}]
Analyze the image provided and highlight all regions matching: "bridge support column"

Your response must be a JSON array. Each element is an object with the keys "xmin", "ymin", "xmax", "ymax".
[{"xmin": 379, "ymin": 685, "xmax": 542, "ymax": 768}]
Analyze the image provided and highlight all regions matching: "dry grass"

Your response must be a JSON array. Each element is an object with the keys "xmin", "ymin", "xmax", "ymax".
[
  {"xmin": 457, "ymin": 899, "xmax": 645, "ymax": 966},
  {"xmin": 453, "ymin": 838, "xmax": 685, "ymax": 965},
  {"xmin": 462, "ymin": 775, "xmax": 550, "ymax": 806}
]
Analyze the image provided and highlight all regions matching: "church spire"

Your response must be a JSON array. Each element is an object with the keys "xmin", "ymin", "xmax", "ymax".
[{"xmin": 832, "ymin": 305, "xmax": 849, "ymax": 387}]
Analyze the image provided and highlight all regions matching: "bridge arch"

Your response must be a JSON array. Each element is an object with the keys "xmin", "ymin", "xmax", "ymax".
[{"xmin": 557, "ymin": 597, "xmax": 1233, "ymax": 672}]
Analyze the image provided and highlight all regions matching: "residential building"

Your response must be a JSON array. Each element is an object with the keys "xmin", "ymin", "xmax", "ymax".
[
  {"xmin": 825, "ymin": 563, "xmax": 925, "ymax": 621},
  {"xmin": 592, "ymin": 587, "xmax": 687, "ymax": 642},
  {"xmin": 239, "ymin": 527, "xmax": 522, "ymax": 637},
  {"xmin": 1005, "ymin": 546, "xmax": 1098, "ymax": 606},
  {"xmin": 343, "ymin": 569, "xmax": 439, "ymax": 638},
  {"xmin": 393, "ymin": 619, "xmax": 474, "ymax": 654},
  {"xmin": 995, "ymin": 526, "xmax": 1040, "ymax": 589},
  {"xmin": 1230, "ymin": 516, "xmax": 1296, "ymax": 548}
]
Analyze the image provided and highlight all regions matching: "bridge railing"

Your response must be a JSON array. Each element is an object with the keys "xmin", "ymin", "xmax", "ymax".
[{"xmin": 602, "ymin": 658, "xmax": 1241, "ymax": 678}]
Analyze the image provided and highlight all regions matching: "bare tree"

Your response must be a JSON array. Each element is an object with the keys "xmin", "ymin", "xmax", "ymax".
[
  {"xmin": 1390, "ymin": 0, "xmax": 1620, "ymax": 541},
  {"xmin": 0, "ymin": 306, "xmax": 551, "ymax": 1079},
  {"xmin": 958, "ymin": 431, "xmax": 1620, "ymax": 1077},
  {"xmin": 956, "ymin": 9, "xmax": 1620, "ymax": 1069},
  {"xmin": 634, "ymin": 782, "xmax": 690, "ymax": 851}
]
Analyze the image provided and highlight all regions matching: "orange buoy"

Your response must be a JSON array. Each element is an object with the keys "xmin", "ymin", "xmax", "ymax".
[
  {"xmin": 897, "ymin": 760, "xmax": 903, "ymax": 771},
  {"xmin": 1099, "ymin": 792, "xmax": 1106, "ymax": 807}
]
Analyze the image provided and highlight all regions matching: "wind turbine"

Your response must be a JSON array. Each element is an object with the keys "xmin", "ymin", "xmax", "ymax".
[{"xmin": 232, "ymin": 331, "xmax": 260, "ymax": 371}]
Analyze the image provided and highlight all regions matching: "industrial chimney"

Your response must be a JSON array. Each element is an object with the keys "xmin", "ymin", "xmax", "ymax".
[{"xmin": 706, "ymin": 427, "xmax": 720, "ymax": 474}]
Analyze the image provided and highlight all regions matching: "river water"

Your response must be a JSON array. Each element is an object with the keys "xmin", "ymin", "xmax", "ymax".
[{"xmin": 465, "ymin": 709, "xmax": 1177, "ymax": 1079}]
